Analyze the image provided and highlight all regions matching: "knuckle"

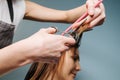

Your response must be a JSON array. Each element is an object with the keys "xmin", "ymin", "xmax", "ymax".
[
  {"xmin": 59, "ymin": 47, "xmax": 65, "ymax": 52},
  {"xmin": 54, "ymin": 53, "xmax": 61, "ymax": 58},
  {"xmin": 60, "ymin": 46, "xmax": 69, "ymax": 52},
  {"xmin": 56, "ymin": 53, "xmax": 61, "ymax": 57}
]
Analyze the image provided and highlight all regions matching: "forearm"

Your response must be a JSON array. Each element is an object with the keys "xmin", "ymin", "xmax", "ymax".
[
  {"xmin": 24, "ymin": 1, "xmax": 67, "ymax": 22},
  {"xmin": 24, "ymin": 1, "xmax": 87, "ymax": 23},
  {"xmin": 66, "ymin": 4, "xmax": 86, "ymax": 23},
  {"xmin": 0, "ymin": 27, "xmax": 76, "ymax": 75},
  {"xmin": 0, "ymin": 40, "xmax": 31, "ymax": 75}
]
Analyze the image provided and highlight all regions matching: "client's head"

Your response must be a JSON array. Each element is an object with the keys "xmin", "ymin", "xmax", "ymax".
[{"xmin": 25, "ymin": 23, "xmax": 89, "ymax": 80}]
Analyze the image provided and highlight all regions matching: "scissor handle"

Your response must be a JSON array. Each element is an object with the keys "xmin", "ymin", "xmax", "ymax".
[{"xmin": 61, "ymin": 0, "xmax": 103, "ymax": 36}]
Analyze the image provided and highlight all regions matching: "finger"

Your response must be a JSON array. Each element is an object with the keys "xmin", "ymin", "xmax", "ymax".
[
  {"xmin": 99, "ymin": 3, "xmax": 106, "ymax": 15},
  {"xmin": 62, "ymin": 36, "xmax": 76, "ymax": 45},
  {"xmin": 86, "ymin": 0, "xmax": 95, "ymax": 16},
  {"xmin": 86, "ymin": 7, "xmax": 101, "ymax": 23},
  {"xmin": 88, "ymin": 14, "xmax": 105, "ymax": 28},
  {"xmin": 52, "ymin": 52, "xmax": 62, "ymax": 58},
  {"xmin": 50, "ymin": 26, "xmax": 58, "ymax": 33},
  {"xmin": 88, "ymin": 4, "xmax": 105, "ymax": 28},
  {"xmin": 60, "ymin": 45, "xmax": 69, "ymax": 52},
  {"xmin": 45, "ymin": 27, "xmax": 58, "ymax": 34}
]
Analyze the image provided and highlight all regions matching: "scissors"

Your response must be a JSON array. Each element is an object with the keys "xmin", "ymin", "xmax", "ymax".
[{"xmin": 61, "ymin": 0, "xmax": 103, "ymax": 36}]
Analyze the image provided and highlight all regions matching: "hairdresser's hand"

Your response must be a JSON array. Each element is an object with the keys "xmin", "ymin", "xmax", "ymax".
[
  {"xmin": 0, "ymin": 27, "xmax": 75, "ymax": 75},
  {"xmin": 23, "ymin": 27, "xmax": 75, "ymax": 63},
  {"xmin": 85, "ymin": 0, "xmax": 105, "ymax": 28}
]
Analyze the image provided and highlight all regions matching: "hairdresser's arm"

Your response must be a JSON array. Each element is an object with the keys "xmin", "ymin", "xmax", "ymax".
[
  {"xmin": 24, "ymin": 1, "xmax": 86, "ymax": 23},
  {"xmin": 24, "ymin": 0, "xmax": 105, "ymax": 28},
  {"xmin": 0, "ymin": 28, "xmax": 75, "ymax": 75}
]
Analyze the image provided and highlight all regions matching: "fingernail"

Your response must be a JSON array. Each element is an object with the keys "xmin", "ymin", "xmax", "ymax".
[{"xmin": 51, "ymin": 26, "xmax": 58, "ymax": 33}]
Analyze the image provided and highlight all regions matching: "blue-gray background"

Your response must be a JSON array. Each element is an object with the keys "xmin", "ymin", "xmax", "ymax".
[{"xmin": 0, "ymin": 0, "xmax": 120, "ymax": 80}]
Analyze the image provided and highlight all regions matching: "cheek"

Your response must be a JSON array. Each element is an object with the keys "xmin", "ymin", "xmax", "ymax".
[
  {"xmin": 62, "ymin": 57, "xmax": 75, "ymax": 74},
  {"xmin": 64, "ymin": 56, "xmax": 74, "ymax": 68},
  {"xmin": 57, "ymin": 59, "xmax": 73, "ymax": 80}
]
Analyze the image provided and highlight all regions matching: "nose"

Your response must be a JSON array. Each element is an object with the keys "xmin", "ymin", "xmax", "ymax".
[{"xmin": 75, "ymin": 61, "xmax": 81, "ymax": 71}]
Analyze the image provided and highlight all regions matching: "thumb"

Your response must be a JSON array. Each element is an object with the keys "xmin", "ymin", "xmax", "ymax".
[
  {"xmin": 46, "ymin": 27, "xmax": 58, "ymax": 34},
  {"xmin": 86, "ymin": 0, "xmax": 94, "ymax": 16}
]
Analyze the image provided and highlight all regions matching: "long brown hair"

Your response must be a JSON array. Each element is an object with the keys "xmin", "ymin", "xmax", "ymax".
[{"xmin": 25, "ymin": 24, "xmax": 89, "ymax": 80}]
